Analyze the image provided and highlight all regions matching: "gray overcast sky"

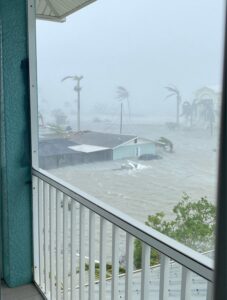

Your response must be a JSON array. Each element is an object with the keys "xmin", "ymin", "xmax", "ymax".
[{"xmin": 36, "ymin": 0, "xmax": 225, "ymax": 122}]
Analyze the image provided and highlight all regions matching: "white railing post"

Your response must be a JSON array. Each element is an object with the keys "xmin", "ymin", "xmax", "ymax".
[
  {"xmin": 44, "ymin": 182, "xmax": 50, "ymax": 297},
  {"xmin": 50, "ymin": 186, "xmax": 56, "ymax": 300},
  {"xmin": 63, "ymin": 195, "xmax": 70, "ymax": 300},
  {"xmin": 99, "ymin": 217, "xmax": 107, "ymax": 300},
  {"xmin": 159, "ymin": 254, "xmax": 170, "ymax": 300},
  {"xmin": 32, "ymin": 176, "xmax": 39, "ymax": 285},
  {"xmin": 56, "ymin": 190, "xmax": 63, "ymax": 300},
  {"xmin": 181, "ymin": 267, "xmax": 192, "ymax": 300},
  {"xmin": 71, "ymin": 200, "xmax": 77, "ymax": 300},
  {"xmin": 112, "ymin": 225, "xmax": 120, "ymax": 300},
  {"xmin": 89, "ymin": 211, "xmax": 95, "ymax": 300},
  {"xmin": 125, "ymin": 233, "xmax": 133, "ymax": 300},
  {"xmin": 38, "ymin": 179, "xmax": 45, "ymax": 291},
  {"xmin": 79, "ymin": 205, "xmax": 85, "ymax": 300},
  {"xmin": 141, "ymin": 243, "xmax": 150, "ymax": 300}
]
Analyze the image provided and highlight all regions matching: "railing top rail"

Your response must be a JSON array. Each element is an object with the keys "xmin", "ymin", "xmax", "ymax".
[{"xmin": 32, "ymin": 167, "xmax": 214, "ymax": 282}]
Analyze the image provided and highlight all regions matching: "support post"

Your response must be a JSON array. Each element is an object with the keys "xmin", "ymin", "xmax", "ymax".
[{"xmin": 0, "ymin": 0, "xmax": 33, "ymax": 287}]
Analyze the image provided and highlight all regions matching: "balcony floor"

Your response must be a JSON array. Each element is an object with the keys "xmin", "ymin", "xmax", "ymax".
[{"xmin": 1, "ymin": 281, "xmax": 43, "ymax": 300}]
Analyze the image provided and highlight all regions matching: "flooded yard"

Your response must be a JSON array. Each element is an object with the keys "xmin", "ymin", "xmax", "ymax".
[{"xmin": 50, "ymin": 123, "xmax": 218, "ymax": 224}]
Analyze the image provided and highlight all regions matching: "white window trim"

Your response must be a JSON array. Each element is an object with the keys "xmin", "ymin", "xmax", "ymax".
[{"xmin": 28, "ymin": 0, "xmax": 39, "ymax": 169}]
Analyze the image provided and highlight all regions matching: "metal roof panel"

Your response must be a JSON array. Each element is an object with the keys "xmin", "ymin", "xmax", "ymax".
[
  {"xmin": 69, "ymin": 131, "xmax": 138, "ymax": 149},
  {"xmin": 36, "ymin": 0, "xmax": 96, "ymax": 21}
]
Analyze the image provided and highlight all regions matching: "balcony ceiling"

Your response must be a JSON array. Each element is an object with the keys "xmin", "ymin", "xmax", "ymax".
[{"xmin": 36, "ymin": 0, "xmax": 96, "ymax": 21}]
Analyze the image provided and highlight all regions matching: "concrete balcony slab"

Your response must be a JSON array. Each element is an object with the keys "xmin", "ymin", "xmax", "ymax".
[{"xmin": 1, "ymin": 281, "xmax": 43, "ymax": 300}]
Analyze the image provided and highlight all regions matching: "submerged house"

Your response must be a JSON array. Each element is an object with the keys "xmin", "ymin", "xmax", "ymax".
[
  {"xmin": 69, "ymin": 131, "xmax": 157, "ymax": 161},
  {"xmin": 39, "ymin": 131, "xmax": 157, "ymax": 169},
  {"xmin": 39, "ymin": 138, "xmax": 79, "ymax": 169}
]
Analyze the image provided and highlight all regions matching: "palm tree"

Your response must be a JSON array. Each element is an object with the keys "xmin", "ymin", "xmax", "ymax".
[
  {"xmin": 181, "ymin": 99, "xmax": 199, "ymax": 127},
  {"xmin": 199, "ymin": 98, "xmax": 215, "ymax": 136},
  {"xmin": 181, "ymin": 101, "xmax": 193, "ymax": 127},
  {"xmin": 165, "ymin": 85, "xmax": 182, "ymax": 125},
  {"xmin": 116, "ymin": 86, "xmax": 130, "ymax": 134},
  {"xmin": 62, "ymin": 75, "xmax": 83, "ymax": 132}
]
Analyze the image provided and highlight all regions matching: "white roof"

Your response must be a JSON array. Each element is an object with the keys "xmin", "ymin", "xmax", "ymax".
[
  {"xmin": 68, "ymin": 144, "xmax": 109, "ymax": 153},
  {"xmin": 36, "ymin": 0, "xmax": 96, "ymax": 21}
]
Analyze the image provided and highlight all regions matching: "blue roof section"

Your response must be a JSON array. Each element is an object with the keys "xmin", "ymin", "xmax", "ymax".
[{"xmin": 39, "ymin": 138, "xmax": 78, "ymax": 157}]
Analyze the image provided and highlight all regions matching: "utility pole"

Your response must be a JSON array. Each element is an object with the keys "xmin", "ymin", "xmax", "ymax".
[
  {"xmin": 116, "ymin": 86, "xmax": 129, "ymax": 135},
  {"xmin": 62, "ymin": 75, "xmax": 83, "ymax": 132},
  {"xmin": 74, "ymin": 77, "xmax": 83, "ymax": 132}
]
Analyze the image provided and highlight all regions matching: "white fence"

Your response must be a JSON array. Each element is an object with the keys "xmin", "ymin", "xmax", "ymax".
[{"xmin": 32, "ymin": 168, "xmax": 213, "ymax": 300}]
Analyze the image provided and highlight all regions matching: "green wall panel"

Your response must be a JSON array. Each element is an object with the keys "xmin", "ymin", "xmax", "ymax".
[
  {"xmin": 113, "ymin": 143, "xmax": 156, "ymax": 160},
  {"xmin": 0, "ymin": 0, "xmax": 33, "ymax": 287}
]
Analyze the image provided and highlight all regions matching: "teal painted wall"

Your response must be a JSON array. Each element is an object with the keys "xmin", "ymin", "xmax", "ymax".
[
  {"xmin": 0, "ymin": 1, "xmax": 33, "ymax": 287},
  {"xmin": 113, "ymin": 143, "xmax": 156, "ymax": 160}
]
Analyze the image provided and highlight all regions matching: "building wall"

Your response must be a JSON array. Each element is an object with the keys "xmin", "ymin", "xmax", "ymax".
[
  {"xmin": 0, "ymin": 0, "xmax": 33, "ymax": 287},
  {"xmin": 40, "ymin": 149, "xmax": 113, "ymax": 169},
  {"xmin": 113, "ymin": 143, "xmax": 156, "ymax": 160}
]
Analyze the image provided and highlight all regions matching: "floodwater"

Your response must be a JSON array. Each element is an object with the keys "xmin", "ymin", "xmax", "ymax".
[
  {"xmin": 47, "ymin": 122, "xmax": 219, "ymax": 260},
  {"xmin": 50, "ymin": 123, "xmax": 219, "ymax": 223}
]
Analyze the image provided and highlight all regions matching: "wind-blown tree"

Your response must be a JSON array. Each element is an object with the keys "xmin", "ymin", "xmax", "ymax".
[
  {"xmin": 181, "ymin": 99, "xmax": 199, "ymax": 128},
  {"xmin": 165, "ymin": 85, "xmax": 182, "ymax": 126},
  {"xmin": 116, "ymin": 86, "xmax": 130, "ymax": 134},
  {"xmin": 134, "ymin": 193, "xmax": 215, "ymax": 269}
]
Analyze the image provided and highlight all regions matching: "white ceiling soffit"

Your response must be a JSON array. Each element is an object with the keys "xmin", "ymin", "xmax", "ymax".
[{"xmin": 36, "ymin": 0, "xmax": 96, "ymax": 22}]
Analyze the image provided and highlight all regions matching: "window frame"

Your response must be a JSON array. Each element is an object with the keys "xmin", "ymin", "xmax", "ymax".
[{"xmin": 28, "ymin": 3, "xmax": 227, "ymax": 297}]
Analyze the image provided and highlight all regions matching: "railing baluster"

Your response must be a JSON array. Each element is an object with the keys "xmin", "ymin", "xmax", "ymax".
[
  {"xmin": 63, "ymin": 195, "xmax": 69, "ymax": 300},
  {"xmin": 100, "ymin": 217, "xmax": 107, "ymax": 300},
  {"xmin": 125, "ymin": 233, "xmax": 133, "ymax": 300},
  {"xmin": 50, "ymin": 186, "xmax": 56, "ymax": 300},
  {"xmin": 80, "ymin": 205, "xmax": 85, "ymax": 300},
  {"xmin": 56, "ymin": 190, "xmax": 63, "ymax": 300},
  {"xmin": 159, "ymin": 254, "xmax": 170, "ymax": 300},
  {"xmin": 32, "ymin": 176, "xmax": 39, "ymax": 285},
  {"xmin": 141, "ymin": 243, "xmax": 150, "ymax": 300},
  {"xmin": 89, "ymin": 211, "xmax": 95, "ymax": 300},
  {"xmin": 181, "ymin": 267, "xmax": 192, "ymax": 300},
  {"xmin": 44, "ymin": 182, "xmax": 50, "ymax": 297},
  {"xmin": 38, "ymin": 179, "xmax": 45, "ymax": 291},
  {"xmin": 207, "ymin": 281, "xmax": 213, "ymax": 300},
  {"xmin": 112, "ymin": 225, "xmax": 119, "ymax": 300},
  {"xmin": 71, "ymin": 200, "xmax": 77, "ymax": 300}
]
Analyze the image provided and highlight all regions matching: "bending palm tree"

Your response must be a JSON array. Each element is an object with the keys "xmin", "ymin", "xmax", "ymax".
[
  {"xmin": 116, "ymin": 86, "xmax": 130, "ymax": 134},
  {"xmin": 62, "ymin": 75, "xmax": 83, "ymax": 132},
  {"xmin": 165, "ymin": 85, "xmax": 182, "ymax": 125}
]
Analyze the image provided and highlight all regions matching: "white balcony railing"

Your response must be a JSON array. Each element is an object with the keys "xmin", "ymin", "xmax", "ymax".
[{"xmin": 32, "ymin": 168, "xmax": 214, "ymax": 300}]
